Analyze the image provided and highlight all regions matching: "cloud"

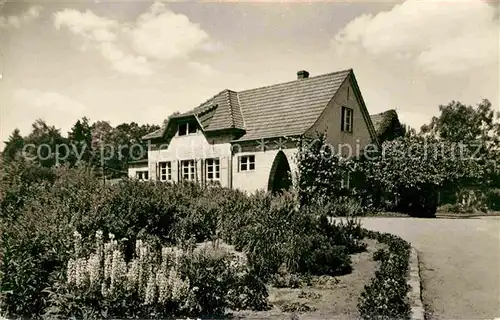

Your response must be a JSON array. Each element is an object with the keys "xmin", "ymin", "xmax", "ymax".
[
  {"xmin": 54, "ymin": 9, "xmax": 152, "ymax": 75},
  {"xmin": 14, "ymin": 89, "xmax": 86, "ymax": 114},
  {"xmin": 333, "ymin": 0, "xmax": 499, "ymax": 75},
  {"xmin": 54, "ymin": 9, "xmax": 117, "ymax": 41},
  {"xmin": 131, "ymin": 2, "xmax": 209, "ymax": 60},
  {"xmin": 186, "ymin": 61, "xmax": 217, "ymax": 76},
  {"xmin": 0, "ymin": 5, "xmax": 43, "ymax": 29},
  {"xmin": 99, "ymin": 42, "xmax": 152, "ymax": 75},
  {"xmin": 53, "ymin": 2, "xmax": 215, "ymax": 76},
  {"xmin": 2, "ymin": 89, "xmax": 86, "ymax": 138}
]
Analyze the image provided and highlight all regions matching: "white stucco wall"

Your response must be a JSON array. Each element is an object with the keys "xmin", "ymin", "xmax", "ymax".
[
  {"xmin": 307, "ymin": 74, "xmax": 375, "ymax": 157},
  {"xmin": 128, "ymin": 164, "xmax": 149, "ymax": 179},
  {"xmin": 231, "ymin": 147, "xmax": 298, "ymax": 193},
  {"xmin": 147, "ymin": 131, "xmax": 232, "ymax": 187}
]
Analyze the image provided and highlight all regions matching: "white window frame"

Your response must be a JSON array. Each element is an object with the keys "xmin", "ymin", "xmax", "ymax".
[
  {"xmin": 342, "ymin": 107, "xmax": 354, "ymax": 133},
  {"xmin": 178, "ymin": 122, "xmax": 197, "ymax": 136},
  {"xmin": 341, "ymin": 172, "xmax": 351, "ymax": 189},
  {"xmin": 136, "ymin": 170, "xmax": 148, "ymax": 181},
  {"xmin": 181, "ymin": 160, "xmax": 196, "ymax": 181},
  {"xmin": 239, "ymin": 155, "xmax": 255, "ymax": 172},
  {"xmin": 159, "ymin": 162, "xmax": 171, "ymax": 181},
  {"xmin": 205, "ymin": 158, "xmax": 220, "ymax": 181}
]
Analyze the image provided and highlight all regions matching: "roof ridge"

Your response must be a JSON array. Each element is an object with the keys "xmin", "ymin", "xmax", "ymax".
[
  {"xmin": 371, "ymin": 109, "xmax": 398, "ymax": 116},
  {"xmin": 196, "ymin": 103, "xmax": 218, "ymax": 117},
  {"xmin": 226, "ymin": 90, "xmax": 235, "ymax": 128},
  {"xmin": 193, "ymin": 88, "xmax": 231, "ymax": 112},
  {"xmin": 238, "ymin": 69, "xmax": 352, "ymax": 94},
  {"xmin": 235, "ymin": 91, "xmax": 245, "ymax": 128}
]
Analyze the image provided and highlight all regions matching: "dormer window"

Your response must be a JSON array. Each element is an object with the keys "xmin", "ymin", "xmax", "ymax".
[{"xmin": 178, "ymin": 121, "xmax": 197, "ymax": 136}]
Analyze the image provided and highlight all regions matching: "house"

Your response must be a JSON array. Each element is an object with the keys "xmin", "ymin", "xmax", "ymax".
[
  {"xmin": 370, "ymin": 109, "xmax": 405, "ymax": 143},
  {"xmin": 129, "ymin": 69, "xmax": 379, "ymax": 193}
]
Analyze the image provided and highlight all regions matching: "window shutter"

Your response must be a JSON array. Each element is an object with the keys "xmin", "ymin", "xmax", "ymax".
[
  {"xmin": 201, "ymin": 159, "xmax": 205, "ymax": 187},
  {"xmin": 156, "ymin": 162, "xmax": 159, "ymax": 181},
  {"xmin": 195, "ymin": 159, "xmax": 198, "ymax": 182},
  {"xmin": 341, "ymin": 107, "xmax": 346, "ymax": 131},
  {"xmin": 177, "ymin": 160, "xmax": 180, "ymax": 182}
]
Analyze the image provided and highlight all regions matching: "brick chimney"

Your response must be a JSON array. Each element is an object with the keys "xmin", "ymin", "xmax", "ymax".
[{"xmin": 297, "ymin": 70, "xmax": 309, "ymax": 79}]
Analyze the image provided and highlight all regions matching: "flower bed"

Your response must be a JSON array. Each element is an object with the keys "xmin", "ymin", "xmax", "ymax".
[
  {"xmin": 44, "ymin": 231, "xmax": 267, "ymax": 319},
  {"xmin": 0, "ymin": 167, "xmax": 371, "ymax": 319},
  {"xmin": 357, "ymin": 230, "xmax": 412, "ymax": 320}
]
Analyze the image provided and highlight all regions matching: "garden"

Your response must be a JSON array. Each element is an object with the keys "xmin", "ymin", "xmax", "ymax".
[
  {"xmin": 0, "ymin": 153, "xmax": 413, "ymax": 319},
  {"xmin": 1, "ymin": 99, "xmax": 498, "ymax": 319}
]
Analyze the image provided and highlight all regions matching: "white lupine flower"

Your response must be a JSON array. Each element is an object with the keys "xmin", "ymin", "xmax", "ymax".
[
  {"xmin": 110, "ymin": 249, "xmax": 126, "ymax": 293},
  {"xmin": 103, "ymin": 242, "xmax": 112, "ymax": 281},
  {"xmin": 87, "ymin": 253, "xmax": 101, "ymax": 288},
  {"xmin": 95, "ymin": 230, "xmax": 104, "ymax": 258},
  {"xmin": 66, "ymin": 258, "xmax": 76, "ymax": 285},
  {"xmin": 126, "ymin": 258, "xmax": 140, "ymax": 291},
  {"xmin": 135, "ymin": 239, "xmax": 143, "ymax": 256},
  {"xmin": 172, "ymin": 248, "xmax": 183, "ymax": 268},
  {"xmin": 75, "ymin": 257, "xmax": 88, "ymax": 288},
  {"xmin": 73, "ymin": 231, "xmax": 82, "ymax": 257},
  {"xmin": 156, "ymin": 268, "xmax": 170, "ymax": 304},
  {"xmin": 144, "ymin": 271, "xmax": 156, "ymax": 305}
]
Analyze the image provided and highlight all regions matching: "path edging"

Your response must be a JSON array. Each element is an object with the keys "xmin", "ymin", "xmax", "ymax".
[{"xmin": 408, "ymin": 247, "xmax": 424, "ymax": 320}]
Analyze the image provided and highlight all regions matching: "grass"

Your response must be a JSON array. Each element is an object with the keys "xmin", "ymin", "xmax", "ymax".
[{"xmin": 230, "ymin": 239, "xmax": 386, "ymax": 319}]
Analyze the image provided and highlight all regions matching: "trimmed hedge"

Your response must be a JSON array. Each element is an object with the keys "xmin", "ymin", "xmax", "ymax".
[{"xmin": 358, "ymin": 230, "xmax": 411, "ymax": 320}]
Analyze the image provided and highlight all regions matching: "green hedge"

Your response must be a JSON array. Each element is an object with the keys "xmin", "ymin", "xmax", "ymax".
[{"xmin": 358, "ymin": 230, "xmax": 411, "ymax": 320}]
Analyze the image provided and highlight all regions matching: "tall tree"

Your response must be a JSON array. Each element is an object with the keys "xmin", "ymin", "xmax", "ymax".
[
  {"xmin": 421, "ymin": 99, "xmax": 500, "ymax": 198},
  {"xmin": 2, "ymin": 129, "xmax": 25, "ymax": 162},
  {"xmin": 25, "ymin": 119, "xmax": 69, "ymax": 167},
  {"xmin": 421, "ymin": 99, "xmax": 499, "ymax": 152},
  {"xmin": 68, "ymin": 117, "xmax": 92, "ymax": 165}
]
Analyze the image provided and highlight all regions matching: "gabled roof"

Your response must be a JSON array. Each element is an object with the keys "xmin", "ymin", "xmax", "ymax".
[
  {"xmin": 370, "ymin": 109, "xmax": 399, "ymax": 135},
  {"xmin": 143, "ymin": 68, "xmax": 376, "ymax": 142},
  {"xmin": 235, "ymin": 69, "xmax": 351, "ymax": 141}
]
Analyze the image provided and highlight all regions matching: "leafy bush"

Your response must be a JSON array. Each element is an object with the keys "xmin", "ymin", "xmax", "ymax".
[
  {"xmin": 0, "ymin": 175, "xmax": 74, "ymax": 317},
  {"xmin": 486, "ymin": 189, "xmax": 500, "ymax": 211},
  {"xmin": 358, "ymin": 230, "xmax": 411, "ymax": 320},
  {"xmin": 294, "ymin": 132, "xmax": 373, "ymax": 214},
  {"xmin": 231, "ymin": 192, "xmax": 355, "ymax": 280}
]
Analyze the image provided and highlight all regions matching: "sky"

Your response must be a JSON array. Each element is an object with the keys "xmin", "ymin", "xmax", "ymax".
[{"xmin": 0, "ymin": 0, "xmax": 498, "ymax": 147}]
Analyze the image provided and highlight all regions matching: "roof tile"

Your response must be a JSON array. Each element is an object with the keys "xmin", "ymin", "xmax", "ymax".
[{"xmin": 143, "ymin": 69, "xmax": 353, "ymax": 141}]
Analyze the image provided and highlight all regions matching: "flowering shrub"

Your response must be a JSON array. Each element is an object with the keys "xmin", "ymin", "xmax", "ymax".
[{"xmin": 44, "ymin": 231, "xmax": 268, "ymax": 319}]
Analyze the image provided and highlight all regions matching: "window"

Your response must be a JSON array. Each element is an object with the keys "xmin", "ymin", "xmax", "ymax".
[
  {"xmin": 341, "ymin": 172, "xmax": 350, "ymax": 189},
  {"xmin": 136, "ymin": 171, "xmax": 149, "ymax": 180},
  {"xmin": 188, "ymin": 122, "xmax": 197, "ymax": 134},
  {"xmin": 178, "ymin": 122, "xmax": 197, "ymax": 136},
  {"xmin": 206, "ymin": 158, "xmax": 220, "ymax": 181},
  {"xmin": 159, "ymin": 162, "xmax": 171, "ymax": 181},
  {"xmin": 181, "ymin": 160, "xmax": 196, "ymax": 181},
  {"xmin": 239, "ymin": 155, "xmax": 255, "ymax": 171},
  {"xmin": 341, "ymin": 106, "xmax": 354, "ymax": 133}
]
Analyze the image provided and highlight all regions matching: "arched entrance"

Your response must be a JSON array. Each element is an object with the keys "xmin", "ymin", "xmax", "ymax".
[{"xmin": 267, "ymin": 151, "xmax": 292, "ymax": 193}]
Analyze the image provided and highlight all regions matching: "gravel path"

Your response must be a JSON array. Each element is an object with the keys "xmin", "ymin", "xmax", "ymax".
[{"xmin": 359, "ymin": 217, "xmax": 500, "ymax": 320}]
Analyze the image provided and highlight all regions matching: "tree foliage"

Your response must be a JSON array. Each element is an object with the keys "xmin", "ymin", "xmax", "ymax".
[
  {"xmin": 421, "ymin": 99, "xmax": 500, "ymax": 195},
  {"xmin": 1, "ymin": 118, "xmax": 160, "ymax": 178},
  {"xmin": 359, "ymin": 136, "xmax": 485, "ymax": 216}
]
